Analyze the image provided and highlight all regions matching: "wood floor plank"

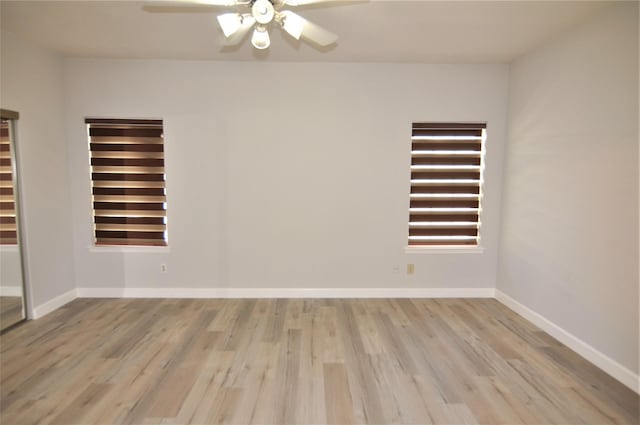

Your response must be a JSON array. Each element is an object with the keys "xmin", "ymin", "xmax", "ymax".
[
  {"xmin": 336, "ymin": 302, "xmax": 387, "ymax": 424},
  {"xmin": 0, "ymin": 296, "xmax": 24, "ymax": 330},
  {"xmin": 46, "ymin": 383, "xmax": 114, "ymax": 425},
  {"xmin": 1, "ymin": 298, "xmax": 637, "ymax": 425},
  {"xmin": 176, "ymin": 350, "xmax": 236, "ymax": 425},
  {"xmin": 324, "ymin": 362, "xmax": 356, "ymax": 425}
]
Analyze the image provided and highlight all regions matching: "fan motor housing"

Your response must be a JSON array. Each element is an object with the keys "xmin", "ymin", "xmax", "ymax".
[{"xmin": 252, "ymin": 0, "xmax": 275, "ymax": 24}]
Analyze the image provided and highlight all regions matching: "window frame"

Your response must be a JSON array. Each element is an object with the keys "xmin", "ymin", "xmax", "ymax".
[
  {"xmin": 0, "ymin": 117, "xmax": 20, "ymax": 247},
  {"xmin": 406, "ymin": 122, "xmax": 487, "ymax": 252},
  {"xmin": 86, "ymin": 118, "xmax": 169, "ymax": 248}
]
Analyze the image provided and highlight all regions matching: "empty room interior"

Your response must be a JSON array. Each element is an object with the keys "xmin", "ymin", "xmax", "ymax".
[{"xmin": 0, "ymin": 0, "xmax": 638, "ymax": 424}]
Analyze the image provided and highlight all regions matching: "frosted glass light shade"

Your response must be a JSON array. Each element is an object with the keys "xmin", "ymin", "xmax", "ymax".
[
  {"xmin": 251, "ymin": 26, "xmax": 270, "ymax": 49},
  {"xmin": 217, "ymin": 13, "xmax": 243, "ymax": 37}
]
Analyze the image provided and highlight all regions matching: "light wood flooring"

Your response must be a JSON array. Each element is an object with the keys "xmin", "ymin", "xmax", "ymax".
[
  {"xmin": 0, "ymin": 296, "xmax": 24, "ymax": 331},
  {"xmin": 0, "ymin": 298, "xmax": 638, "ymax": 424}
]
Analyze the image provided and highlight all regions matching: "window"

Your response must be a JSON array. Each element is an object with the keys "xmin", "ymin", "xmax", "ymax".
[
  {"xmin": 408, "ymin": 122, "xmax": 486, "ymax": 247},
  {"xmin": 86, "ymin": 118, "xmax": 167, "ymax": 247},
  {"xmin": 0, "ymin": 120, "xmax": 17, "ymax": 245}
]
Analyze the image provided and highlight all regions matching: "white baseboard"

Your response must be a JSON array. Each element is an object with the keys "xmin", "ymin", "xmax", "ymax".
[
  {"xmin": 0, "ymin": 286, "xmax": 23, "ymax": 297},
  {"xmin": 76, "ymin": 287, "xmax": 126, "ymax": 298},
  {"xmin": 32, "ymin": 288, "xmax": 77, "ymax": 319},
  {"xmin": 76, "ymin": 287, "xmax": 496, "ymax": 299},
  {"xmin": 495, "ymin": 290, "xmax": 639, "ymax": 394}
]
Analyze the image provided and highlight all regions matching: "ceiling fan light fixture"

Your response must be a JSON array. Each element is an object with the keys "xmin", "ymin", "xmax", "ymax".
[
  {"xmin": 280, "ymin": 11, "xmax": 305, "ymax": 40},
  {"xmin": 251, "ymin": 25, "xmax": 270, "ymax": 49},
  {"xmin": 147, "ymin": 0, "xmax": 339, "ymax": 50},
  {"xmin": 217, "ymin": 13, "xmax": 244, "ymax": 37}
]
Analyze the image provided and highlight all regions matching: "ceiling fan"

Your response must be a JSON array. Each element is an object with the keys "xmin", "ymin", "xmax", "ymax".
[{"xmin": 146, "ymin": 0, "xmax": 343, "ymax": 50}]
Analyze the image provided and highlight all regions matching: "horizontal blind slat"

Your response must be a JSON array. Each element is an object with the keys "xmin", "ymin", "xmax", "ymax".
[
  {"xmin": 95, "ymin": 230, "xmax": 165, "ymax": 240},
  {"xmin": 412, "ymin": 123, "xmax": 486, "ymax": 130},
  {"xmin": 94, "ymin": 216, "xmax": 165, "ymax": 225},
  {"xmin": 95, "ymin": 223, "xmax": 166, "ymax": 232},
  {"xmin": 409, "ymin": 210, "xmax": 479, "ymax": 217},
  {"xmin": 89, "ymin": 128, "xmax": 163, "ymax": 138},
  {"xmin": 410, "ymin": 200, "xmax": 480, "ymax": 208},
  {"xmin": 409, "ymin": 222, "xmax": 477, "ymax": 228},
  {"xmin": 93, "ymin": 187, "xmax": 165, "ymax": 196},
  {"xmin": 412, "ymin": 157, "xmax": 481, "ymax": 166},
  {"xmin": 408, "ymin": 240, "xmax": 478, "ymax": 246},
  {"xmin": 90, "ymin": 143, "xmax": 164, "ymax": 152},
  {"xmin": 92, "ymin": 180, "xmax": 166, "ymax": 189},
  {"xmin": 94, "ymin": 209, "xmax": 166, "ymax": 218},
  {"xmin": 91, "ymin": 158, "xmax": 165, "ymax": 167},
  {"xmin": 93, "ymin": 202, "xmax": 165, "ymax": 211},
  {"xmin": 96, "ymin": 238, "xmax": 167, "ymax": 247},
  {"xmin": 0, "ymin": 237, "xmax": 18, "ymax": 245},
  {"xmin": 410, "ymin": 180, "xmax": 480, "ymax": 187},
  {"xmin": 86, "ymin": 118, "xmax": 163, "ymax": 126},
  {"xmin": 91, "ymin": 152, "xmax": 165, "ymax": 160},
  {"xmin": 411, "ymin": 171, "xmax": 481, "ymax": 179},
  {"xmin": 92, "ymin": 166, "xmax": 166, "ymax": 174},
  {"xmin": 91, "ymin": 173, "xmax": 165, "ymax": 182},
  {"xmin": 411, "ymin": 186, "xmax": 479, "ymax": 194},
  {"xmin": 412, "ymin": 142, "xmax": 481, "ymax": 151},
  {"xmin": 93, "ymin": 195, "xmax": 166, "ymax": 203},
  {"xmin": 412, "ymin": 130, "xmax": 483, "ymax": 137},
  {"xmin": 409, "ymin": 228, "xmax": 478, "ymax": 237},
  {"xmin": 409, "ymin": 214, "xmax": 479, "ymax": 222},
  {"xmin": 88, "ymin": 137, "xmax": 164, "ymax": 145}
]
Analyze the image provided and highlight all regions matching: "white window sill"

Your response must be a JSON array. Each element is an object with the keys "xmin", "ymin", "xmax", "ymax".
[
  {"xmin": 0, "ymin": 245, "xmax": 20, "ymax": 253},
  {"xmin": 405, "ymin": 246, "xmax": 485, "ymax": 254},
  {"xmin": 88, "ymin": 245, "xmax": 171, "ymax": 254}
]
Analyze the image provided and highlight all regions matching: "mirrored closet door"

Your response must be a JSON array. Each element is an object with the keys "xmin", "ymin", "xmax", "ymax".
[{"xmin": 0, "ymin": 109, "xmax": 26, "ymax": 331}]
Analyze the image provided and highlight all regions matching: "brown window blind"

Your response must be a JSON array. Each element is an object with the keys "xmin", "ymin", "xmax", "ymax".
[
  {"xmin": 87, "ymin": 118, "xmax": 168, "ymax": 247},
  {"xmin": 408, "ymin": 122, "xmax": 486, "ymax": 247},
  {"xmin": 0, "ymin": 120, "xmax": 17, "ymax": 245}
]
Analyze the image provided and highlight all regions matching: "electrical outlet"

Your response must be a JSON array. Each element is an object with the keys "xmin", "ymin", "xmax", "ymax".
[
  {"xmin": 407, "ymin": 263, "xmax": 415, "ymax": 275},
  {"xmin": 160, "ymin": 264, "xmax": 167, "ymax": 273}
]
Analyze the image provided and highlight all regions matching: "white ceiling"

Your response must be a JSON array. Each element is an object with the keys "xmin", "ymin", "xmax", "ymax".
[{"xmin": 1, "ymin": 0, "xmax": 614, "ymax": 63}]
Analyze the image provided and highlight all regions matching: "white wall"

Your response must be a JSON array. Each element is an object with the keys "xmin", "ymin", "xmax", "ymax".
[
  {"xmin": 64, "ymin": 60, "xmax": 508, "ymax": 291},
  {"xmin": 0, "ymin": 32, "xmax": 76, "ymax": 309},
  {"xmin": 498, "ymin": 3, "xmax": 639, "ymax": 374}
]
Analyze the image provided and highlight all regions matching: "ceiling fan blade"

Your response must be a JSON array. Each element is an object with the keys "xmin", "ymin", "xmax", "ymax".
[
  {"xmin": 283, "ymin": 0, "xmax": 346, "ymax": 5},
  {"xmin": 224, "ymin": 15, "xmax": 256, "ymax": 45},
  {"xmin": 300, "ymin": 20, "xmax": 337, "ymax": 46},
  {"xmin": 278, "ymin": 11, "xmax": 336, "ymax": 46},
  {"xmin": 278, "ymin": 11, "xmax": 304, "ymax": 39},
  {"xmin": 145, "ymin": 0, "xmax": 238, "ymax": 7}
]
